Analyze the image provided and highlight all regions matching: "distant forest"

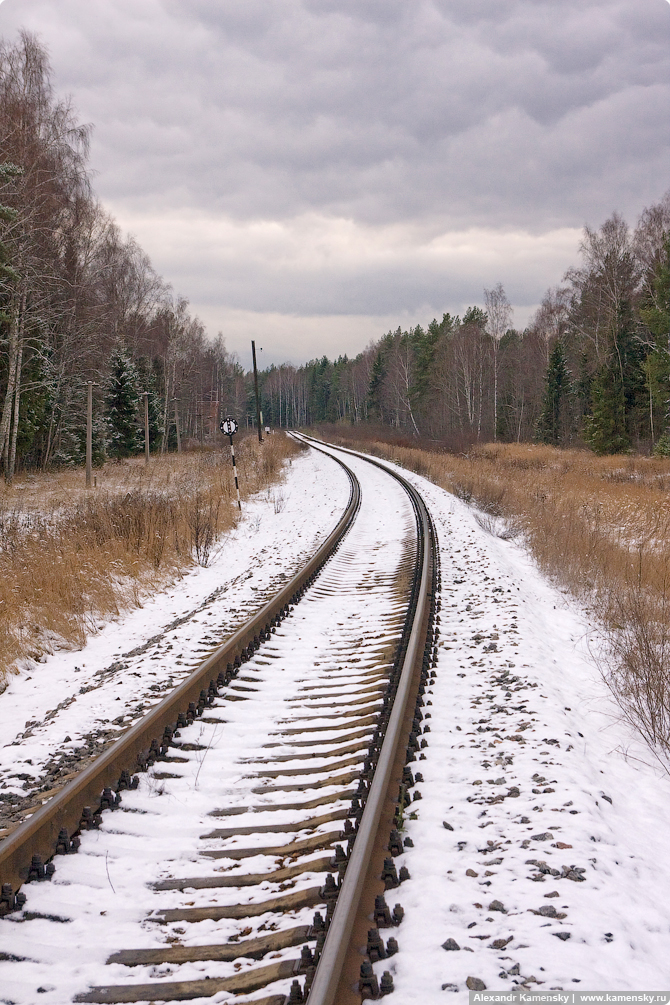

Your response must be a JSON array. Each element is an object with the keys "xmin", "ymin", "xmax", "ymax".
[
  {"xmin": 2, "ymin": 32, "xmax": 670, "ymax": 484},
  {"xmin": 0, "ymin": 32, "xmax": 246, "ymax": 481},
  {"xmin": 257, "ymin": 202, "xmax": 670, "ymax": 456}
]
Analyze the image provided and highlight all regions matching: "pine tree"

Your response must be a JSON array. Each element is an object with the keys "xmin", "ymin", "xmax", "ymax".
[
  {"xmin": 410, "ymin": 316, "xmax": 452, "ymax": 416},
  {"xmin": 105, "ymin": 348, "xmax": 141, "ymax": 458},
  {"xmin": 537, "ymin": 339, "xmax": 570, "ymax": 445}
]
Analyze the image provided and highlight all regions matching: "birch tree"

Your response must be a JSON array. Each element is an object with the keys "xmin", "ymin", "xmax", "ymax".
[{"xmin": 484, "ymin": 283, "xmax": 512, "ymax": 442}]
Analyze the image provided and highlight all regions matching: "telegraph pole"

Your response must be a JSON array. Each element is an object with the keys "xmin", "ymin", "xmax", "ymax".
[
  {"xmin": 143, "ymin": 392, "xmax": 150, "ymax": 465},
  {"xmin": 251, "ymin": 340, "xmax": 263, "ymax": 443},
  {"xmin": 86, "ymin": 380, "xmax": 93, "ymax": 488},
  {"xmin": 173, "ymin": 398, "xmax": 182, "ymax": 453}
]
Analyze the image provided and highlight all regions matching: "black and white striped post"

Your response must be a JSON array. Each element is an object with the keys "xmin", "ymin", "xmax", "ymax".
[{"xmin": 220, "ymin": 416, "xmax": 241, "ymax": 511}]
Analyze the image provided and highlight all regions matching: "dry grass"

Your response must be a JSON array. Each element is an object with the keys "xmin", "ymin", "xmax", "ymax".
[
  {"xmin": 317, "ymin": 426, "xmax": 670, "ymax": 757},
  {"xmin": 0, "ymin": 434, "xmax": 304, "ymax": 684}
]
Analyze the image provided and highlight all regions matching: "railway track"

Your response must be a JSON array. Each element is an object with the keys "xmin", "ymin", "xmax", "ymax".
[{"xmin": 0, "ymin": 439, "xmax": 440, "ymax": 1005}]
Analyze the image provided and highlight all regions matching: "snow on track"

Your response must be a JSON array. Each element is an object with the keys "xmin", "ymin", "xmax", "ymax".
[
  {"xmin": 359, "ymin": 456, "xmax": 670, "ymax": 1001},
  {"xmin": 0, "ymin": 447, "xmax": 416, "ymax": 1004}
]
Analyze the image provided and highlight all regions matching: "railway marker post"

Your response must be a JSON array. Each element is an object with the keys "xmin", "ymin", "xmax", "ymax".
[{"xmin": 220, "ymin": 416, "xmax": 241, "ymax": 510}]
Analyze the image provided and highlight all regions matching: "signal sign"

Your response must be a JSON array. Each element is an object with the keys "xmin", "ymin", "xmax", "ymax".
[{"xmin": 220, "ymin": 417, "xmax": 238, "ymax": 436}]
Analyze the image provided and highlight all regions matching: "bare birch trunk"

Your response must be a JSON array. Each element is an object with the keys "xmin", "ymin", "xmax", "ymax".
[
  {"xmin": 0, "ymin": 293, "xmax": 20, "ymax": 465},
  {"xmin": 7, "ymin": 336, "xmax": 24, "ymax": 482}
]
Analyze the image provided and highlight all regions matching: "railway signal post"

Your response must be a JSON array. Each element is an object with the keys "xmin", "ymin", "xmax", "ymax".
[{"xmin": 220, "ymin": 416, "xmax": 241, "ymax": 510}]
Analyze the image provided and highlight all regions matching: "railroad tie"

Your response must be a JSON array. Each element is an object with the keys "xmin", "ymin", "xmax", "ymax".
[{"xmin": 73, "ymin": 959, "xmax": 300, "ymax": 1003}]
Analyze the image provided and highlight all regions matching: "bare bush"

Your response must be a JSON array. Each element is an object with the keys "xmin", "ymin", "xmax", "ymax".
[
  {"xmin": 188, "ymin": 490, "xmax": 220, "ymax": 567},
  {"xmin": 319, "ymin": 431, "xmax": 670, "ymax": 758},
  {"xmin": 602, "ymin": 588, "xmax": 670, "ymax": 756},
  {"xmin": 0, "ymin": 434, "xmax": 302, "ymax": 680}
]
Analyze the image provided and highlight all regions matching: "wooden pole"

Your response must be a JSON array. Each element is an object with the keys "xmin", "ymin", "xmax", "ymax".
[
  {"xmin": 173, "ymin": 398, "xmax": 181, "ymax": 453},
  {"xmin": 251, "ymin": 340, "xmax": 263, "ymax": 443},
  {"xmin": 143, "ymin": 392, "xmax": 150, "ymax": 465},
  {"xmin": 86, "ymin": 380, "xmax": 93, "ymax": 488}
]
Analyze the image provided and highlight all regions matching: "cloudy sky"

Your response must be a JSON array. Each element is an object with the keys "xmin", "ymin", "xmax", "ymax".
[{"xmin": 1, "ymin": 0, "xmax": 668, "ymax": 367}]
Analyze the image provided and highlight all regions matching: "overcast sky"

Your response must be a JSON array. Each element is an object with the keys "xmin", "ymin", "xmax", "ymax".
[{"xmin": 1, "ymin": 0, "xmax": 668, "ymax": 367}]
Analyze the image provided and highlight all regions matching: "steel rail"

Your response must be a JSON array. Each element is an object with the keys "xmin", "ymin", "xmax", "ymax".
[
  {"xmin": 294, "ymin": 434, "xmax": 435, "ymax": 1005},
  {"xmin": 0, "ymin": 447, "xmax": 361, "ymax": 899}
]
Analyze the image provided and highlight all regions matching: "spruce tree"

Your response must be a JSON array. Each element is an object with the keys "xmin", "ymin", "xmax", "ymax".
[
  {"xmin": 537, "ymin": 339, "xmax": 570, "ymax": 445},
  {"xmin": 105, "ymin": 349, "xmax": 141, "ymax": 458},
  {"xmin": 584, "ymin": 364, "xmax": 628, "ymax": 454},
  {"xmin": 583, "ymin": 303, "xmax": 643, "ymax": 454}
]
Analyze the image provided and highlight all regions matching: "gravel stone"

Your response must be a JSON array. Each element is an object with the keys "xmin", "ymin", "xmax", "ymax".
[
  {"xmin": 442, "ymin": 938, "xmax": 461, "ymax": 951},
  {"xmin": 466, "ymin": 977, "xmax": 487, "ymax": 990}
]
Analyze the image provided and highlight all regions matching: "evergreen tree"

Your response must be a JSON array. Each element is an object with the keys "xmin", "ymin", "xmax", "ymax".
[
  {"xmin": 584, "ymin": 363, "xmax": 628, "ymax": 454},
  {"xmin": 462, "ymin": 306, "xmax": 488, "ymax": 328},
  {"xmin": 310, "ymin": 356, "xmax": 332, "ymax": 422},
  {"xmin": 0, "ymin": 163, "xmax": 21, "ymax": 316},
  {"xmin": 583, "ymin": 303, "xmax": 643, "ymax": 454},
  {"xmin": 105, "ymin": 348, "xmax": 141, "ymax": 458},
  {"xmin": 367, "ymin": 350, "xmax": 386, "ymax": 421},
  {"xmin": 537, "ymin": 339, "xmax": 570, "ymax": 445},
  {"xmin": 410, "ymin": 316, "xmax": 451, "ymax": 414},
  {"xmin": 638, "ymin": 236, "xmax": 670, "ymax": 453}
]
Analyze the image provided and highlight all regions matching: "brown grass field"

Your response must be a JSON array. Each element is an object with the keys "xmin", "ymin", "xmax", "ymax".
[
  {"xmin": 317, "ymin": 426, "xmax": 670, "ymax": 759},
  {"xmin": 0, "ymin": 434, "xmax": 303, "ymax": 685}
]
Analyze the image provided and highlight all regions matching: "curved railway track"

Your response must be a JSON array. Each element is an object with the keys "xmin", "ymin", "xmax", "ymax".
[{"xmin": 0, "ymin": 439, "xmax": 441, "ymax": 1005}]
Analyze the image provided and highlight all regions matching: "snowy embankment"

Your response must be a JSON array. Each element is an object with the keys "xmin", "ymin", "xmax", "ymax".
[
  {"xmin": 364, "ymin": 456, "xmax": 670, "ymax": 1000},
  {"xmin": 2, "ymin": 441, "xmax": 670, "ymax": 1001},
  {"xmin": 0, "ymin": 448, "xmax": 350, "ymax": 832}
]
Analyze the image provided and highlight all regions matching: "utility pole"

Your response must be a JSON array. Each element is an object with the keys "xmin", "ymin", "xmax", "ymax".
[
  {"xmin": 86, "ymin": 380, "xmax": 93, "ymax": 489},
  {"xmin": 251, "ymin": 340, "xmax": 263, "ymax": 443},
  {"xmin": 143, "ymin": 391, "xmax": 150, "ymax": 465},
  {"xmin": 173, "ymin": 398, "xmax": 182, "ymax": 453}
]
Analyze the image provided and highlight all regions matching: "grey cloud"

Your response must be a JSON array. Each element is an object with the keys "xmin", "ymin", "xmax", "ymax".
[
  {"xmin": 0, "ymin": 0, "xmax": 667, "ymax": 361},
  {"xmin": 1, "ymin": 0, "xmax": 666, "ymax": 228}
]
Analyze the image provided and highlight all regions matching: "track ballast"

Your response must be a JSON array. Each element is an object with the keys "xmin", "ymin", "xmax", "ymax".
[{"xmin": 0, "ymin": 439, "xmax": 440, "ymax": 1005}]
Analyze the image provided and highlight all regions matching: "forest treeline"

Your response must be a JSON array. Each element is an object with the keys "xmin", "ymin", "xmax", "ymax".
[
  {"xmin": 0, "ymin": 32, "xmax": 249, "ymax": 482},
  {"xmin": 2, "ymin": 31, "xmax": 670, "ymax": 480},
  {"xmin": 257, "ymin": 200, "xmax": 670, "ymax": 455}
]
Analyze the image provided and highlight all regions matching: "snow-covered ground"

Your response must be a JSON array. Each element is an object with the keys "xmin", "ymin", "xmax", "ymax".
[
  {"xmin": 0, "ymin": 448, "xmax": 350, "ymax": 835},
  {"xmin": 361, "ymin": 456, "xmax": 670, "ymax": 1000},
  {"xmin": 2, "ymin": 441, "xmax": 670, "ymax": 1004}
]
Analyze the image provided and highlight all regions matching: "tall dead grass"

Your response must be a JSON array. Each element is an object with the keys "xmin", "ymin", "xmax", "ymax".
[
  {"xmin": 0, "ymin": 434, "xmax": 303, "ymax": 684},
  {"xmin": 317, "ymin": 426, "xmax": 670, "ymax": 758}
]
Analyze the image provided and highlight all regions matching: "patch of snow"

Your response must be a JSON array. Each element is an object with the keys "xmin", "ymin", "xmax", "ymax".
[{"xmin": 356, "ymin": 453, "xmax": 670, "ymax": 1000}]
